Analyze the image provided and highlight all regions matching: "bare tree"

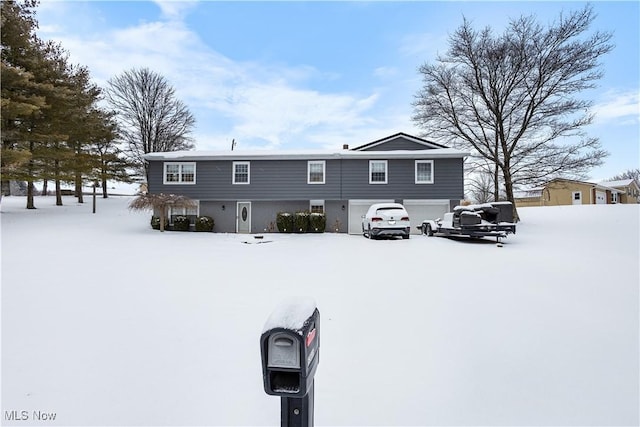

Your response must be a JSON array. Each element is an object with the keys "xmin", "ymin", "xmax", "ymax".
[
  {"xmin": 467, "ymin": 169, "xmax": 497, "ymax": 204},
  {"xmin": 128, "ymin": 192, "xmax": 196, "ymax": 232},
  {"xmin": 104, "ymin": 68, "xmax": 195, "ymax": 180},
  {"xmin": 412, "ymin": 5, "xmax": 613, "ymax": 220},
  {"xmin": 607, "ymin": 168, "xmax": 640, "ymax": 184}
]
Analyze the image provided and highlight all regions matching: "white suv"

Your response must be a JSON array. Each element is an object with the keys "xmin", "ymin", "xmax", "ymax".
[{"xmin": 361, "ymin": 203, "xmax": 411, "ymax": 239}]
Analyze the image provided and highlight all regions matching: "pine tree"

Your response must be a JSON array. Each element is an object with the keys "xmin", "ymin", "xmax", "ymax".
[{"xmin": 1, "ymin": 0, "xmax": 46, "ymax": 199}]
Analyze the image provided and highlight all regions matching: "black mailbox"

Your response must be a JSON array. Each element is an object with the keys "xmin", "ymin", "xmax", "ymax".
[{"xmin": 260, "ymin": 303, "xmax": 320, "ymax": 398}]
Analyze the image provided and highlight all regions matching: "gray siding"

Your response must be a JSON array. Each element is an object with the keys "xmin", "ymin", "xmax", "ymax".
[
  {"xmin": 149, "ymin": 159, "xmax": 342, "ymax": 200},
  {"xmin": 195, "ymin": 199, "xmax": 349, "ymax": 233},
  {"xmin": 148, "ymin": 157, "xmax": 464, "ymax": 201},
  {"xmin": 340, "ymin": 158, "xmax": 463, "ymax": 200},
  {"xmin": 358, "ymin": 139, "xmax": 429, "ymax": 151}
]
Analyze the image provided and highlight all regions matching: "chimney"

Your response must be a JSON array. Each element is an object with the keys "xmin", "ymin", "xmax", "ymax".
[{"xmin": 342, "ymin": 144, "xmax": 349, "ymax": 150}]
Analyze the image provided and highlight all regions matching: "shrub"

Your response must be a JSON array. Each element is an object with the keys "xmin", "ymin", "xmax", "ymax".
[
  {"xmin": 195, "ymin": 215, "xmax": 214, "ymax": 232},
  {"xmin": 294, "ymin": 211, "xmax": 310, "ymax": 233},
  {"xmin": 276, "ymin": 212, "xmax": 293, "ymax": 233},
  {"xmin": 173, "ymin": 215, "xmax": 190, "ymax": 231},
  {"xmin": 150, "ymin": 216, "xmax": 168, "ymax": 230},
  {"xmin": 309, "ymin": 213, "xmax": 326, "ymax": 233}
]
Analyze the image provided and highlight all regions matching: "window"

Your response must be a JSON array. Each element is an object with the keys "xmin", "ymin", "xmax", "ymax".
[
  {"xmin": 415, "ymin": 160, "xmax": 434, "ymax": 184},
  {"xmin": 163, "ymin": 162, "xmax": 196, "ymax": 184},
  {"xmin": 169, "ymin": 201, "xmax": 199, "ymax": 224},
  {"xmin": 308, "ymin": 161, "xmax": 326, "ymax": 184},
  {"xmin": 310, "ymin": 200, "xmax": 325, "ymax": 214},
  {"xmin": 369, "ymin": 160, "xmax": 388, "ymax": 184},
  {"xmin": 233, "ymin": 162, "xmax": 250, "ymax": 184},
  {"xmin": 612, "ymin": 192, "xmax": 618, "ymax": 203}
]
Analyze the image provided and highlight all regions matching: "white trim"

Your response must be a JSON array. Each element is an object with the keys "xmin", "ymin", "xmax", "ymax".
[
  {"xmin": 145, "ymin": 148, "xmax": 469, "ymax": 161},
  {"xmin": 163, "ymin": 162, "xmax": 196, "ymax": 185},
  {"xmin": 402, "ymin": 199, "xmax": 450, "ymax": 206},
  {"xmin": 168, "ymin": 200, "xmax": 200, "ymax": 224},
  {"xmin": 572, "ymin": 191, "xmax": 582, "ymax": 205},
  {"xmin": 307, "ymin": 160, "xmax": 326, "ymax": 184},
  {"xmin": 352, "ymin": 133, "xmax": 447, "ymax": 150},
  {"xmin": 233, "ymin": 161, "xmax": 250, "ymax": 184},
  {"xmin": 415, "ymin": 160, "xmax": 434, "ymax": 184},
  {"xmin": 310, "ymin": 200, "xmax": 325, "ymax": 213},
  {"xmin": 369, "ymin": 160, "xmax": 388, "ymax": 184}
]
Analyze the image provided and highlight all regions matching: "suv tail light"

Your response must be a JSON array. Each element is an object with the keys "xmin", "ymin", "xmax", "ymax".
[
  {"xmin": 401, "ymin": 216, "xmax": 410, "ymax": 221},
  {"xmin": 371, "ymin": 217, "xmax": 383, "ymax": 222}
]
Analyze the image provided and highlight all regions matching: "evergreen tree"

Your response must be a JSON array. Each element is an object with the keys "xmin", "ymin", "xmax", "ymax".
[{"xmin": 0, "ymin": 0, "xmax": 46, "ymax": 199}]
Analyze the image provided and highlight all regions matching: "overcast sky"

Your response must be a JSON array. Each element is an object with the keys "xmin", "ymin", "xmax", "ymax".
[{"xmin": 35, "ymin": 1, "xmax": 639, "ymax": 181}]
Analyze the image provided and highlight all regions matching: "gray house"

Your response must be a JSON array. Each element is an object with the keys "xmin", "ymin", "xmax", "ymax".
[{"xmin": 144, "ymin": 133, "xmax": 468, "ymax": 234}]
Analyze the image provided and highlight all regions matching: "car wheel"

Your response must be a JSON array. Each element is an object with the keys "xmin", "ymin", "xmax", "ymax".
[
  {"xmin": 367, "ymin": 225, "xmax": 374, "ymax": 240},
  {"xmin": 362, "ymin": 224, "xmax": 367, "ymax": 238},
  {"xmin": 402, "ymin": 234, "xmax": 410, "ymax": 239},
  {"xmin": 425, "ymin": 224, "xmax": 434, "ymax": 236}
]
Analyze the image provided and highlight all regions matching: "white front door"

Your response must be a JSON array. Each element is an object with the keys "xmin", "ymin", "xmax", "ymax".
[
  {"xmin": 572, "ymin": 191, "xmax": 582, "ymax": 205},
  {"xmin": 595, "ymin": 191, "xmax": 606, "ymax": 204},
  {"xmin": 237, "ymin": 202, "xmax": 251, "ymax": 233}
]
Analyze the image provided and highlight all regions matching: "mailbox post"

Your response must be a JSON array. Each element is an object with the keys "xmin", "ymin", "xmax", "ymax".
[{"xmin": 260, "ymin": 298, "xmax": 320, "ymax": 427}]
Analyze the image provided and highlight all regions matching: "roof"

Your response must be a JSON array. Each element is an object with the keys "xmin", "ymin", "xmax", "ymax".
[
  {"xmin": 515, "ymin": 178, "xmax": 631, "ymax": 199},
  {"xmin": 521, "ymin": 178, "xmax": 625, "ymax": 194},
  {"xmin": 144, "ymin": 147, "xmax": 469, "ymax": 161},
  {"xmin": 351, "ymin": 132, "xmax": 448, "ymax": 150},
  {"xmin": 599, "ymin": 179, "xmax": 637, "ymax": 188}
]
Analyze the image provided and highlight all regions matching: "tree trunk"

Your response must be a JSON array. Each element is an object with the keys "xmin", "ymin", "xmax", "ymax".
[
  {"xmin": 42, "ymin": 180, "xmax": 48, "ymax": 196},
  {"xmin": 55, "ymin": 179, "xmax": 62, "ymax": 206},
  {"xmin": 75, "ymin": 172, "xmax": 84, "ymax": 203},
  {"xmin": 494, "ymin": 163, "xmax": 499, "ymax": 202},
  {"xmin": 1, "ymin": 180, "xmax": 10, "ymax": 196},
  {"xmin": 26, "ymin": 147, "xmax": 36, "ymax": 209},
  {"xmin": 501, "ymin": 168, "xmax": 520, "ymax": 222},
  {"xmin": 102, "ymin": 176, "xmax": 108, "ymax": 199},
  {"xmin": 26, "ymin": 180, "xmax": 36, "ymax": 209}
]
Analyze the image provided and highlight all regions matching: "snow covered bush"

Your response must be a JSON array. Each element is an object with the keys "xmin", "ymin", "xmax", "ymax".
[
  {"xmin": 294, "ymin": 211, "xmax": 310, "ymax": 233},
  {"xmin": 195, "ymin": 215, "xmax": 214, "ymax": 232},
  {"xmin": 276, "ymin": 212, "xmax": 293, "ymax": 233},
  {"xmin": 173, "ymin": 215, "xmax": 190, "ymax": 231},
  {"xmin": 309, "ymin": 213, "xmax": 326, "ymax": 233}
]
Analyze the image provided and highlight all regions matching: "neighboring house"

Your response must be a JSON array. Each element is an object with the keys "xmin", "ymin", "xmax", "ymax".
[
  {"xmin": 144, "ymin": 132, "xmax": 468, "ymax": 234},
  {"xmin": 515, "ymin": 178, "xmax": 624, "ymax": 208},
  {"xmin": 598, "ymin": 179, "xmax": 640, "ymax": 204}
]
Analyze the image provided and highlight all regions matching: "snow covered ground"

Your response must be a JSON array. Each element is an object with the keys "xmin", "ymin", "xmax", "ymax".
[{"xmin": 1, "ymin": 196, "xmax": 638, "ymax": 426}]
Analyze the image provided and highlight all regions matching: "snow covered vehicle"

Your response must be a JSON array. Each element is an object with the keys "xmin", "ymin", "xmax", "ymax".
[
  {"xmin": 418, "ymin": 201, "xmax": 516, "ymax": 241},
  {"xmin": 362, "ymin": 203, "xmax": 411, "ymax": 239}
]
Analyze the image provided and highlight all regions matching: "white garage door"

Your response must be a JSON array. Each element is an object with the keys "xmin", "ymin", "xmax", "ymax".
[
  {"xmin": 403, "ymin": 200, "xmax": 451, "ymax": 234},
  {"xmin": 595, "ymin": 191, "xmax": 606, "ymax": 204},
  {"xmin": 348, "ymin": 200, "xmax": 393, "ymax": 235}
]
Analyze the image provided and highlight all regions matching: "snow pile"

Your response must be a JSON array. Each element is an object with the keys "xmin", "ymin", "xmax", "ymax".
[
  {"xmin": 262, "ymin": 296, "xmax": 317, "ymax": 333},
  {"xmin": 1, "ymin": 196, "xmax": 638, "ymax": 426}
]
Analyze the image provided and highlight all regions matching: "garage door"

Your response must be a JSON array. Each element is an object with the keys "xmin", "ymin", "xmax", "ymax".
[
  {"xmin": 403, "ymin": 200, "xmax": 451, "ymax": 235},
  {"xmin": 348, "ymin": 200, "xmax": 393, "ymax": 235}
]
